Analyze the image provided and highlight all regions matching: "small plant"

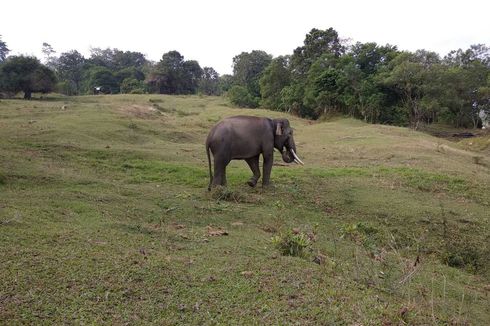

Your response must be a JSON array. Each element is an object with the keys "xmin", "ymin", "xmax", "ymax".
[
  {"xmin": 271, "ymin": 229, "xmax": 312, "ymax": 257},
  {"xmin": 340, "ymin": 221, "xmax": 382, "ymax": 253},
  {"xmin": 128, "ymin": 121, "xmax": 138, "ymax": 129},
  {"xmin": 209, "ymin": 186, "xmax": 244, "ymax": 203}
]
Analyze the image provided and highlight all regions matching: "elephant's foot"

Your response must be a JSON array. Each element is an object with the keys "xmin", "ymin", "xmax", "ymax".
[
  {"xmin": 247, "ymin": 178, "xmax": 258, "ymax": 187},
  {"xmin": 262, "ymin": 181, "xmax": 273, "ymax": 188}
]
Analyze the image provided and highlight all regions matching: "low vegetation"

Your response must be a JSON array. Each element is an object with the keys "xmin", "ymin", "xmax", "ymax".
[{"xmin": 0, "ymin": 94, "xmax": 489, "ymax": 324}]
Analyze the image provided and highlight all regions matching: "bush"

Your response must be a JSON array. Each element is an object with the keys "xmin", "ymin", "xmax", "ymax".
[
  {"xmin": 271, "ymin": 229, "xmax": 312, "ymax": 257},
  {"xmin": 228, "ymin": 85, "xmax": 259, "ymax": 108},
  {"xmin": 121, "ymin": 77, "xmax": 146, "ymax": 94}
]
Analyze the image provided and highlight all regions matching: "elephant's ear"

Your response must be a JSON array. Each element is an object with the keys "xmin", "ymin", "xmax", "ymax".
[{"xmin": 275, "ymin": 122, "xmax": 283, "ymax": 136}]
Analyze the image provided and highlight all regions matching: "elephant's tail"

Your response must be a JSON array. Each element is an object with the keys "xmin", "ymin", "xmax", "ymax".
[{"xmin": 206, "ymin": 142, "xmax": 213, "ymax": 191}]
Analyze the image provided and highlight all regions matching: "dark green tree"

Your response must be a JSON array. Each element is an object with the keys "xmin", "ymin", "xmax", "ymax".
[
  {"xmin": 182, "ymin": 60, "xmax": 203, "ymax": 94},
  {"xmin": 147, "ymin": 51, "xmax": 202, "ymax": 94},
  {"xmin": 112, "ymin": 50, "xmax": 147, "ymax": 70},
  {"xmin": 0, "ymin": 35, "xmax": 9, "ymax": 62},
  {"xmin": 199, "ymin": 67, "xmax": 220, "ymax": 95},
  {"xmin": 115, "ymin": 67, "xmax": 145, "ymax": 84},
  {"xmin": 232, "ymin": 50, "xmax": 272, "ymax": 97},
  {"xmin": 350, "ymin": 42, "xmax": 398, "ymax": 75},
  {"xmin": 120, "ymin": 78, "xmax": 145, "ymax": 94},
  {"xmin": 55, "ymin": 50, "xmax": 86, "ymax": 94},
  {"xmin": 228, "ymin": 85, "xmax": 259, "ymax": 108},
  {"xmin": 218, "ymin": 74, "xmax": 234, "ymax": 94},
  {"xmin": 303, "ymin": 59, "xmax": 343, "ymax": 118},
  {"xmin": 0, "ymin": 56, "xmax": 56, "ymax": 99},
  {"xmin": 259, "ymin": 56, "xmax": 291, "ymax": 110},
  {"xmin": 290, "ymin": 28, "xmax": 344, "ymax": 78},
  {"xmin": 83, "ymin": 66, "xmax": 119, "ymax": 94}
]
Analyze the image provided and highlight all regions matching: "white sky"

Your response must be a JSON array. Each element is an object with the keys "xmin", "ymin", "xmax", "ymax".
[{"xmin": 1, "ymin": 0, "xmax": 489, "ymax": 75}]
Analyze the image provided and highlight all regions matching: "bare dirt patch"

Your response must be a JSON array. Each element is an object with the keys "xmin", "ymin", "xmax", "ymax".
[{"xmin": 118, "ymin": 105, "xmax": 162, "ymax": 119}]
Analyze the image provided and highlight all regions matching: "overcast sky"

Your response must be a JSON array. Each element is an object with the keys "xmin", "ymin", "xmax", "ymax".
[{"xmin": 1, "ymin": 0, "xmax": 489, "ymax": 74}]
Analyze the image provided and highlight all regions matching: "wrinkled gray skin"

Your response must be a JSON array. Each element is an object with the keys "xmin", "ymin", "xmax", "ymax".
[{"xmin": 206, "ymin": 115, "xmax": 298, "ymax": 190}]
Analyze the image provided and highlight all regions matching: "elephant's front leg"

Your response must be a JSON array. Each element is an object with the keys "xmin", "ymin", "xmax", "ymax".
[
  {"xmin": 262, "ymin": 152, "xmax": 273, "ymax": 186},
  {"xmin": 245, "ymin": 155, "xmax": 261, "ymax": 187}
]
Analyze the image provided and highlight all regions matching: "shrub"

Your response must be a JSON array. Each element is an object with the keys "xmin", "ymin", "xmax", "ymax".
[
  {"xmin": 228, "ymin": 85, "xmax": 259, "ymax": 108},
  {"xmin": 272, "ymin": 229, "xmax": 312, "ymax": 257},
  {"xmin": 121, "ymin": 77, "xmax": 146, "ymax": 94}
]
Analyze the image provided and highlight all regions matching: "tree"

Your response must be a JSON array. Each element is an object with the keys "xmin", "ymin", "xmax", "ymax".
[
  {"xmin": 0, "ymin": 35, "xmax": 10, "ymax": 62},
  {"xmin": 182, "ymin": 60, "xmax": 203, "ymax": 94},
  {"xmin": 218, "ymin": 74, "xmax": 234, "ymax": 94},
  {"xmin": 259, "ymin": 56, "xmax": 291, "ymax": 110},
  {"xmin": 41, "ymin": 42, "xmax": 58, "ymax": 70},
  {"xmin": 83, "ymin": 66, "xmax": 119, "ymax": 94},
  {"xmin": 199, "ymin": 67, "xmax": 220, "ymax": 95},
  {"xmin": 112, "ymin": 50, "xmax": 147, "ymax": 70},
  {"xmin": 0, "ymin": 56, "xmax": 56, "ymax": 99},
  {"xmin": 120, "ymin": 78, "xmax": 145, "ymax": 94},
  {"xmin": 147, "ymin": 51, "xmax": 202, "ymax": 94},
  {"xmin": 55, "ymin": 50, "xmax": 86, "ymax": 94},
  {"xmin": 290, "ymin": 28, "xmax": 344, "ymax": 78},
  {"xmin": 232, "ymin": 50, "xmax": 272, "ymax": 98},
  {"xmin": 41, "ymin": 43, "xmax": 56, "ymax": 62},
  {"xmin": 115, "ymin": 67, "xmax": 145, "ymax": 84},
  {"xmin": 228, "ymin": 85, "xmax": 259, "ymax": 108},
  {"xmin": 350, "ymin": 42, "xmax": 398, "ymax": 75},
  {"xmin": 379, "ymin": 52, "xmax": 446, "ymax": 128},
  {"xmin": 445, "ymin": 44, "xmax": 490, "ymax": 68}
]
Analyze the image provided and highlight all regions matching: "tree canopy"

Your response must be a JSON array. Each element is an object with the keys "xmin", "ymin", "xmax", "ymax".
[{"xmin": 0, "ymin": 56, "xmax": 56, "ymax": 99}]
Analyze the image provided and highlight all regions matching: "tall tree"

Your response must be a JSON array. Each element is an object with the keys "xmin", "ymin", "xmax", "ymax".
[
  {"xmin": 259, "ymin": 56, "xmax": 291, "ymax": 110},
  {"xmin": 199, "ymin": 67, "xmax": 220, "ymax": 95},
  {"xmin": 0, "ymin": 35, "xmax": 10, "ymax": 62},
  {"xmin": 232, "ymin": 50, "xmax": 272, "ymax": 97},
  {"xmin": 290, "ymin": 28, "xmax": 344, "ymax": 78},
  {"xmin": 147, "ymin": 51, "xmax": 201, "ymax": 94},
  {"xmin": 0, "ymin": 56, "xmax": 56, "ymax": 99},
  {"xmin": 350, "ymin": 42, "xmax": 398, "ymax": 75},
  {"xmin": 83, "ymin": 66, "xmax": 119, "ymax": 94},
  {"xmin": 379, "ymin": 52, "xmax": 443, "ymax": 129},
  {"xmin": 55, "ymin": 50, "xmax": 86, "ymax": 94}
]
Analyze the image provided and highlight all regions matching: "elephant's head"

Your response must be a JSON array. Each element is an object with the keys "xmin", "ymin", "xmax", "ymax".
[{"xmin": 273, "ymin": 119, "xmax": 304, "ymax": 165}]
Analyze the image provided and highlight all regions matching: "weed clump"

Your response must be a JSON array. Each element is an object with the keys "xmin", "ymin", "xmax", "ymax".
[
  {"xmin": 272, "ymin": 229, "xmax": 312, "ymax": 257},
  {"xmin": 442, "ymin": 237, "xmax": 488, "ymax": 274},
  {"xmin": 210, "ymin": 186, "xmax": 245, "ymax": 203},
  {"xmin": 340, "ymin": 221, "xmax": 381, "ymax": 251}
]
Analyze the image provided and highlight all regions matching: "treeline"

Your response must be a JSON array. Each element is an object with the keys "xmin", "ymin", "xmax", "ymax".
[
  {"xmin": 1, "ymin": 28, "xmax": 489, "ymax": 128},
  {"xmin": 0, "ymin": 40, "xmax": 225, "ymax": 99},
  {"xmin": 231, "ymin": 28, "xmax": 490, "ymax": 129}
]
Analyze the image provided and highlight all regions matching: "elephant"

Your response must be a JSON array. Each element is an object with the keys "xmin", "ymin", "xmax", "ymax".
[{"xmin": 205, "ymin": 115, "xmax": 304, "ymax": 190}]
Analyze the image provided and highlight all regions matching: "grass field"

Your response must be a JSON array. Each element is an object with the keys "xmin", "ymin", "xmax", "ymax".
[{"xmin": 0, "ymin": 94, "xmax": 489, "ymax": 324}]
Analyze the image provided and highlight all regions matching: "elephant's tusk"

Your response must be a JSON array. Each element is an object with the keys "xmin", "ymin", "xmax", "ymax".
[{"xmin": 290, "ymin": 149, "xmax": 304, "ymax": 165}]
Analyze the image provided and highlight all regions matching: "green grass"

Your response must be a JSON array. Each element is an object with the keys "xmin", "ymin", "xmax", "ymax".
[{"xmin": 1, "ymin": 94, "xmax": 489, "ymax": 324}]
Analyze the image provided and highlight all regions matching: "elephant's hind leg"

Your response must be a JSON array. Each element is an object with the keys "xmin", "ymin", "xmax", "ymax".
[
  {"xmin": 245, "ymin": 155, "xmax": 261, "ymax": 187},
  {"xmin": 213, "ymin": 156, "xmax": 230, "ymax": 187}
]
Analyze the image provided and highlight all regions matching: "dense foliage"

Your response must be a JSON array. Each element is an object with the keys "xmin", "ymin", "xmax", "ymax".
[
  {"xmin": 0, "ymin": 30, "xmax": 489, "ymax": 128},
  {"xmin": 254, "ymin": 29, "xmax": 490, "ymax": 128},
  {"xmin": 0, "ymin": 56, "xmax": 56, "ymax": 99}
]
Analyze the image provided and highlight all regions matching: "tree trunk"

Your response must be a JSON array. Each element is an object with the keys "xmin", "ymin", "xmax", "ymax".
[{"xmin": 23, "ymin": 90, "xmax": 32, "ymax": 100}]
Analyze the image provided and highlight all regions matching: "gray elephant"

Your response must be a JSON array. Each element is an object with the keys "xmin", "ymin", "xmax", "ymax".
[{"xmin": 205, "ymin": 115, "xmax": 304, "ymax": 190}]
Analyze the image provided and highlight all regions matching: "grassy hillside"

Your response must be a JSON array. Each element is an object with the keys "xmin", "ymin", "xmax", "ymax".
[{"xmin": 0, "ymin": 94, "xmax": 489, "ymax": 324}]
